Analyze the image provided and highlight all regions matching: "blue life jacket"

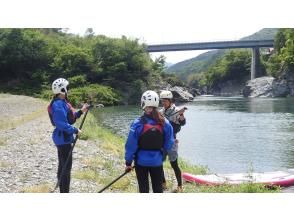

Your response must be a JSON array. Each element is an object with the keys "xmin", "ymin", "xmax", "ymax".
[
  {"xmin": 125, "ymin": 115, "xmax": 174, "ymax": 167},
  {"xmin": 48, "ymin": 98, "xmax": 76, "ymax": 126},
  {"xmin": 49, "ymin": 98, "xmax": 82, "ymax": 146}
]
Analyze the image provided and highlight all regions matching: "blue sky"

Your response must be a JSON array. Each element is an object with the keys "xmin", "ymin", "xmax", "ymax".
[{"xmin": 1, "ymin": 0, "xmax": 294, "ymax": 63}]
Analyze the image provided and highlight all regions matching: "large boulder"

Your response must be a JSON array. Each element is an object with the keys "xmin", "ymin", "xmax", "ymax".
[
  {"xmin": 272, "ymin": 79, "xmax": 289, "ymax": 97},
  {"xmin": 169, "ymin": 86, "xmax": 194, "ymax": 102},
  {"xmin": 188, "ymin": 87, "xmax": 201, "ymax": 97},
  {"xmin": 243, "ymin": 76, "xmax": 289, "ymax": 97},
  {"xmin": 281, "ymin": 71, "xmax": 294, "ymax": 96},
  {"xmin": 243, "ymin": 77, "xmax": 275, "ymax": 97},
  {"xmin": 288, "ymin": 81, "xmax": 294, "ymax": 96}
]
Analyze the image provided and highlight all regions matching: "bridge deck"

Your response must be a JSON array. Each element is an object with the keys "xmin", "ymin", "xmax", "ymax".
[{"xmin": 146, "ymin": 40, "xmax": 274, "ymax": 52}]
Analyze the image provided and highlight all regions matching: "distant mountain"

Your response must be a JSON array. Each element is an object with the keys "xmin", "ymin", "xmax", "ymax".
[
  {"xmin": 166, "ymin": 49, "xmax": 225, "ymax": 80},
  {"xmin": 164, "ymin": 62, "xmax": 174, "ymax": 68},
  {"xmin": 166, "ymin": 28, "xmax": 278, "ymax": 80},
  {"xmin": 241, "ymin": 28, "xmax": 278, "ymax": 40}
]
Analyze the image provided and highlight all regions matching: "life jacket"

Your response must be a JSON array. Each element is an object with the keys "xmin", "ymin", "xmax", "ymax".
[
  {"xmin": 47, "ymin": 98, "xmax": 76, "ymax": 126},
  {"xmin": 138, "ymin": 116, "xmax": 164, "ymax": 151}
]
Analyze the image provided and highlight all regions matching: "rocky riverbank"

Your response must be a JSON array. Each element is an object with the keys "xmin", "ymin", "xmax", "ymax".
[{"xmin": 243, "ymin": 73, "xmax": 294, "ymax": 98}]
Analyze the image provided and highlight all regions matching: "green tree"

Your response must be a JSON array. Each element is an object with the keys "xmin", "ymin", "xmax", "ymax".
[
  {"xmin": 265, "ymin": 28, "xmax": 294, "ymax": 76},
  {"xmin": 152, "ymin": 55, "xmax": 166, "ymax": 73},
  {"xmin": 50, "ymin": 44, "xmax": 93, "ymax": 79},
  {"xmin": 0, "ymin": 29, "xmax": 50, "ymax": 81},
  {"xmin": 201, "ymin": 49, "xmax": 252, "ymax": 89}
]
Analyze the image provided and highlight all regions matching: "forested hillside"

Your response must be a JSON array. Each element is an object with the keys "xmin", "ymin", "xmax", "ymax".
[
  {"xmin": 166, "ymin": 50, "xmax": 225, "ymax": 80},
  {"xmin": 0, "ymin": 28, "xmax": 178, "ymax": 105}
]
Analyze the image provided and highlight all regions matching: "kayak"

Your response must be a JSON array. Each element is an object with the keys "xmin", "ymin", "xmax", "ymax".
[{"xmin": 182, "ymin": 169, "xmax": 294, "ymax": 187}]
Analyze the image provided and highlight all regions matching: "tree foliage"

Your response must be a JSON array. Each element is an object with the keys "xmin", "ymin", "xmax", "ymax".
[
  {"xmin": 198, "ymin": 49, "xmax": 252, "ymax": 89},
  {"xmin": 265, "ymin": 28, "xmax": 294, "ymax": 76},
  {"xmin": 0, "ymin": 29, "xmax": 50, "ymax": 81},
  {"xmin": 0, "ymin": 28, "xmax": 170, "ymax": 105}
]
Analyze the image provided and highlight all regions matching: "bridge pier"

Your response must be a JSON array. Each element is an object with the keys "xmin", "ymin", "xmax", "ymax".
[{"xmin": 251, "ymin": 47, "xmax": 260, "ymax": 80}]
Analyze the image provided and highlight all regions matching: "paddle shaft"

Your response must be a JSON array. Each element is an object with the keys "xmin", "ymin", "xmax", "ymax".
[
  {"xmin": 165, "ymin": 107, "xmax": 187, "ymax": 117},
  {"xmin": 98, "ymin": 168, "xmax": 134, "ymax": 193}
]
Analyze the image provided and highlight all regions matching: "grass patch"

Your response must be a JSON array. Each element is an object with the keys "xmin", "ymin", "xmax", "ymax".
[
  {"xmin": 78, "ymin": 112, "xmax": 124, "ymax": 156},
  {"xmin": 83, "ymin": 157, "xmax": 105, "ymax": 169},
  {"xmin": 74, "ymin": 155, "xmax": 137, "ymax": 192},
  {"xmin": 0, "ymin": 94, "xmax": 11, "ymax": 98},
  {"xmin": 21, "ymin": 183, "xmax": 52, "ymax": 193},
  {"xmin": 178, "ymin": 158, "xmax": 208, "ymax": 175},
  {"xmin": 107, "ymin": 174, "xmax": 136, "ymax": 192},
  {"xmin": 183, "ymin": 182, "xmax": 281, "ymax": 193},
  {"xmin": 0, "ymin": 108, "xmax": 46, "ymax": 130},
  {"xmin": 74, "ymin": 169, "xmax": 99, "ymax": 182},
  {"xmin": 95, "ymin": 169, "xmax": 137, "ymax": 193},
  {"xmin": 73, "ymin": 112, "xmax": 137, "ymax": 192},
  {"xmin": 0, "ymin": 137, "xmax": 7, "ymax": 147},
  {"xmin": 73, "ymin": 168, "xmax": 136, "ymax": 192},
  {"xmin": 75, "ymin": 159, "xmax": 117, "ymax": 184},
  {"xmin": 0, "ymin": 161, "xmax": 10, "ymax": 168},
  {"xmin": 73, "ymin": 159, "xmax": 118, "ymax": 184}
]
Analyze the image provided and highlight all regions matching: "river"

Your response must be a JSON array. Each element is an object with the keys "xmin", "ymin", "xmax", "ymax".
[{"xmin": 92, "ymin": 96, "xmax": 294, "ymax": 174}]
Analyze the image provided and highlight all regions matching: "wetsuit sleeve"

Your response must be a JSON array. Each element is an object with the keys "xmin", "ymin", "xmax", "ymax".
[
  {"xmin": 125, "ymin": 119, "xmax": 142, "ymax": 165},
  {"xmin": 52, "ymin": 104, "xmax": 78, "ymax": 135},
  {"xmin": 163, "ymin": 119, "xmax": 174, "ymax": 151},
  {"xmin": 74, "ymin": 110, "xmax": 83, "ymax": 119}
]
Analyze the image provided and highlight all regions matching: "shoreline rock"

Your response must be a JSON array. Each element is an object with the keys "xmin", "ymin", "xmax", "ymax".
[
  {"xmin": 243, "ymin": 73, "xmax": 294, "ymax": 98},
  {"xmin": 161, "ymin": 85, "xmax": 194, "ymax": 102}
]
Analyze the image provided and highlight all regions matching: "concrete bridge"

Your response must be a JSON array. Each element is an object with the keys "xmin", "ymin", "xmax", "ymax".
[{"xmin": 146, "ymin": 39, "xmax": 274, "ymax": 80}]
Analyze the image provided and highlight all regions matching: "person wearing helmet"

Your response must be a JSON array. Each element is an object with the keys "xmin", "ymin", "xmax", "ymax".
[
  {"xmin": 48, "ymin": 78, "xmax": 89, "ymax": 193},
  {"xmin": 159, "ymin": 90, "xmax": 186, "ymax": 193},
  {"xmin": 124, "ymin": 90, "xmax": 174, "ymax": 193}
]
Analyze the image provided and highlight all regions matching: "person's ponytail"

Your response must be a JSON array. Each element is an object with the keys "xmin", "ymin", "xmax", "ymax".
[{"xmin": 151, "ymin": 108, "xmax": 165, "ymax": 126}]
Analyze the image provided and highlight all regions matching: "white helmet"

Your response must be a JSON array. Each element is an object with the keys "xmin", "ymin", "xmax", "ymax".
[
  {"xmin": 141, "ymin": 90, "xmax": 159, "ymax": 109},
  {"xmin": 160, "ymin": 90, "xmax": 173, "ymax": 99},
  {"xmin": 52, "ymin": 78, "xmax": 69, "ymax": 95}
]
